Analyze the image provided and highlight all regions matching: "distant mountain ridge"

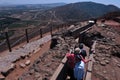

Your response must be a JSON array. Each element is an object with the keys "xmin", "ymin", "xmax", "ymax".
[
  {"xmin": 36, "ymin": 2, "xmax": 120, "ymax": 22},
  {"xmin": 100, "ymin": 11, "xmax": 120, "ymax": 23},
  {"xmin": 0, "ymin": 3, "xmax": 66, "ymax": 10}
]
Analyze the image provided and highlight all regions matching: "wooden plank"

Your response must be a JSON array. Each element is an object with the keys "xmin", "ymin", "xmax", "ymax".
[
  {"xmin": 87, "ymin": 54, "xmax": 93, "ymax": 72},
  {"xmin": 85, "ymin": 72, "xmax": 92, "ymax": 80},
  {"xmin": 50, "ymin": 56, "xmax": 67, "ymax": 80},
  {"xmin": 85, "ymin": 41, "xmax": 96, "ymax": 80}
]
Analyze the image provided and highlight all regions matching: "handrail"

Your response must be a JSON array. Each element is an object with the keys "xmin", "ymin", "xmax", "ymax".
[
  {"xmin": 50, "ymin": 56, "xmax": 67, "ymax": 80},
  {"xmin": 0, "ymin": 25, "xmax": 67, "ymax": 52},
  {"xmin": 85, "ymin": 41, "xmax": 96, "ymax": 80}
]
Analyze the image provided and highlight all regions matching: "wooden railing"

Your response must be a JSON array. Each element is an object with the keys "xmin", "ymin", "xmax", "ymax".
[
  {"xmin": 85, "ymin": 41, "xmax": 96, "ymax": 80},
  {"xmin": 0, "ymin": 24, "xmax": 68, "ymax": 52}
]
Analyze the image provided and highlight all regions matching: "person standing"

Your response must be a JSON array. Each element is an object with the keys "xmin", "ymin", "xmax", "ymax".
[
  {"xmin": 74, "ymin": 48, "xmax": 91, "ymax": 80},
  {"xmin": 79, "ymin": 43, "xmax": 87, "ymax": 59},
  {"xmin": 66, "ymin": 49, "xmax": 76, "ymax": 80}
]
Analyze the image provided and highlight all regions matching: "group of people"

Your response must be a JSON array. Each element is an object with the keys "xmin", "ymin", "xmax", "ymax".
[{"xmin": 66, "ymin": 43, "xmax": 91, "ymax": 80}]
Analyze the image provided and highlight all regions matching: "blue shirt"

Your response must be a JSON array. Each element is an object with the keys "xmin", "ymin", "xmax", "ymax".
[{"xmin": 74, "ymin": 61, "xmax": 84, "ymax": 80}]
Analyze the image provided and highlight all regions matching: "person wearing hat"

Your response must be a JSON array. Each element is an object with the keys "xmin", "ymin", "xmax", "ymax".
[{"xmin": 74, "ymin": 47, "xmax": 91, "ymax": 80}]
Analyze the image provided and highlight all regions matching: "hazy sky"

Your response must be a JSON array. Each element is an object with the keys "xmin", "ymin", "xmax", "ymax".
[{"xmin": 0, "ymin": 0, "xmax": 120, "ymax": 7}]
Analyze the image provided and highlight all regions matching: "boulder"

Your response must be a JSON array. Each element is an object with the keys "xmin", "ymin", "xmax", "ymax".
[
  {"xmin": 103, "ymin": 71, "xmax": 107, "ymax": 74},
  {"xmin": 19, "ymin": 63, "xmax": 26, "ymax": 68},
  {"xmin": 38, "ymin": 77, "xmax": 42, "ymax": 80},
  {"xmin": 105, "ymin": 60, "xmax": 110, "ymax": 64},
  {"xmin": 105, "ymin": 54, "xmax": 111, "ymax": 58},
  {"xmin": 100, "ymin": 61, "xmax": 106, "ymax": 66},
  {"xmin": 35, "ymin": 72, "xmax": 40, "ymax": 78},
  {"xmin": 1, "ymin": 64, "xmax": 16, "ymax": 76},
  {"xmin": 25, "ymin": 60, "xmax": 31, "ymax": 66},
  {"xmin": 117, "ymin": 64, "xmax": 120, "ymax": 68},
  {"xmin": 50, "ymin": 36, "xmax": 58, "ymax": 49},
  {"xmin": 29, "ymin": 69, "xmax": 34, "ymax": 75},
  {"xmin": 34, "ymin": 66, "xmax": 41, "ymax": 72},
  {"xmin": 0, "ymin": 74, "xmax": 5, "ymax": 80}
]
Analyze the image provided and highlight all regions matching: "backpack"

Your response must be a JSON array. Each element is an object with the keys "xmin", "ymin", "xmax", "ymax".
[{"xmin": 80, "ymin": 49, "xmax": 87, "ymax": 59}]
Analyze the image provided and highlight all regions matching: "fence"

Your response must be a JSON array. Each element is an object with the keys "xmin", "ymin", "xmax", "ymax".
[{"xmin": 0, "ymin": 24, "xmax": 68, "ymax": 52}]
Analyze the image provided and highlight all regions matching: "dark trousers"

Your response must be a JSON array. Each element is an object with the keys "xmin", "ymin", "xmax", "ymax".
[{"xmin": 67, "ymin": 66, "xmax": 76, "ymax": 80}]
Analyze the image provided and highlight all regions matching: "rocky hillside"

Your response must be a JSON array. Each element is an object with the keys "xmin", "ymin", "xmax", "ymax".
[
  {"xmin": 84, "ymin": 21, "xmax": 120, "ymax": 80},
  {"xmin": 100, "ymin": 11, "xmax": 120, "ymax": 23},
  {"xmin": 35, "ymin": 2, "xmax": 120, "ymax": 22},
  {"xmin": 100, "ymin": 11, "xmax": 120, "ymax": 19},
  {"xmin": 1, "ymin": 2, "xmax": 119, "ymax": 25}
]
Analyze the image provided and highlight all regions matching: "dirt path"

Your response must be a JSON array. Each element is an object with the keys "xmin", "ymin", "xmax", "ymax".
[
  {"xmin": 5, "ymin": 41, "xmax": 51, "ymax": 80},
  {"xmin": 0, "ymin": 28, "xmax": 60, "ymax": 80},
  {"xmin": 0, "ymin": 28, "xmax": 58, "ymax": 57}
]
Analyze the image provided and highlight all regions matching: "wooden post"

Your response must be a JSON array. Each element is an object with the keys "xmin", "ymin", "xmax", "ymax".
[
  {"xmin": 5, "ymin": 32, "xmax": 12, "ymax": 52},
  {"xmin": 1, "ymin": 24, "xmax": 2, "ymax": 30},
  {"xmin": 62, "ymin": 24, "xmax": 64, "ymax": 29},
  {"xmin": 50, "ymin": 26, "xmax": 52, "ymax": 35},
  {"xmin": 66, "ymin": 24, "xmax": 67, "ymax": 28},
  {"xmin": 25, "ymin": 29, "xmax": 29, "ymax": 43},
  {"xmin": 40, "ymin": 29, "xmax": 42, "ymax": 38},
  {"xmin": 57, "ymin": 26, "xmax": 59, "ymax": 31}
]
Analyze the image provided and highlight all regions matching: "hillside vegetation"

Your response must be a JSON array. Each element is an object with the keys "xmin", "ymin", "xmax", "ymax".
[
  {"xmin": 35, "ymin": 2, "xmax": 120, "ymax": 23},
  {"xmin": 0, "ymin": 2, "xmax": 120, "ymax": 40}
]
